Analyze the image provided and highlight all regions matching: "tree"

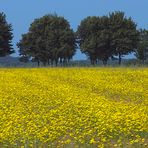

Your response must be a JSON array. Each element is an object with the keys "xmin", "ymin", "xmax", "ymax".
[
  {"xmin": 135, "ymin": 29, "xmax": 148, "ymax": 64},
  {"xmin": 0, "ymin": 12, "xmax": 14, "ymax": 57},
  {"xmin": 77, "ymin": 16, "xmax": 113, "ymax": 65},
  {"xmin": 17, "ymin": 14, "xmax": 76, "ymax": 66},
  {"xmin": 109, "ymin": 11, "xmax": 139, "ymax": 65}
]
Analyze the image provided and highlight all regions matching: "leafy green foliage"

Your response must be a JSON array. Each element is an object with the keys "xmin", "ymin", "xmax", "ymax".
[
  {"xmin": 77, "ymin": 11, "xmax": 139, "ymax": 65},
  {"xmin": 77, "ymin": 16, "xmax": 113, "ymax": 65},
  {"xmin": 0, "ymin": 12, "xmax": 14, "ymax": 57},
  {"xmin": 109, "ymin": 11, "xmax": 139, "ymax": 65},
  {"xmin": 18, "ymin": 14, "xmax": 76, "ymax": 66},
  {"xmin": 135, "ymin": 29, "xmax": 148, "ymax": 63}
]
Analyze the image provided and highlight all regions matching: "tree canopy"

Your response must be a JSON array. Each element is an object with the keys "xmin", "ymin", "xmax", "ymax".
[
  {"xmin": 0, "ymin": 12, "xmax": 14, "ymax": 57},
  {"xmin": 109, "ymin": 11, "xmax": 139, "ymax": 65},
  {"xmin": 135, "ymin": 29, "xmax": 148, "ymax": 63},
  {"xmin": 18, "ymin": 14, "xmax": 76, "ymax": 66},
  {"xmin": 1, "ymin": 11, "xmax": 145, "ymax": 66},
  {"xmin": 77, "ymin": 11, "xmax": 139, "ymax": 65}
]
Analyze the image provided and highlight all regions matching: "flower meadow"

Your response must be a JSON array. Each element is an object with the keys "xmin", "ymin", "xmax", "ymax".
[{"xmin": 0, "ymin": 68, "xmax": 147, "ymax": 148}]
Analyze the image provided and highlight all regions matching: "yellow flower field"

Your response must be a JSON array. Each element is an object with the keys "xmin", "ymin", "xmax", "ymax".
[{"xmin": 0, "ymin": 68, "xmax": 148, "ymax": 147}]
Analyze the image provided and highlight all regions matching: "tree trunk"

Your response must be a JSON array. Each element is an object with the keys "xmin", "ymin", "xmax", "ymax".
[
  {"xmin": 142, "ymin": 59, "xmax": 145, "ymax": 65},
  {"xmin": 51, "ymin": 60, "xmax": 53, "ymax": 67},
  {"xmin": 102, "ymin": 60, "xmax": 107, "ymax": 66},
  {"xmin": 43, "ymin": 62, "xmax": 46, "ymax": 67},
  {"xmin": 118, "ymin": 53, "xmax": 122, "ymax": 65},
  {"xmin": 37, "ymin": 60, "xmax": 40, "ymax": 67},
  {"xmin": 91, "ymin": 59, "xmax": 95, "ymax": 65},
  {"xmin": 63, "ymin": 58, "xmax": 66, "ymax": 66},
  {"xmin": 47, "ymin": 59, "xmax": 50, "ymax": 65},
  {"xmin": 95, "ymin": 59, "xmax": 97, "ymax": 65},
  {"xmin": 67, "ymin": 58, "xmax": 70, "ymax": 66},
  {"xmin": 55, "ymin": 59, "xmax": 58, "ymax": 67},
  {"xmin": 60, "ymin": 59, "xmax": 63, "ymax": 67}
]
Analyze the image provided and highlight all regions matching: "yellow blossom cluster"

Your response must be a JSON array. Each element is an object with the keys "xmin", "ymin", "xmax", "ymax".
[{"xmin": 0, "ymin": 68, "xmax": 147, "ymax": 147}]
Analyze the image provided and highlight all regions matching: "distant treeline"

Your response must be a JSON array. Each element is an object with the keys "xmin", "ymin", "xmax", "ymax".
[{"xmin": 0, "ymin": 11, "xmax": 148, "ymax": 66}]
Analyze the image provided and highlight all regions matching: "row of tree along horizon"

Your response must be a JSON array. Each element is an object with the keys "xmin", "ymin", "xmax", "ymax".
[{"xmin": 0, "ymin": 11, "xmax": 148, "ymax": 66}]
